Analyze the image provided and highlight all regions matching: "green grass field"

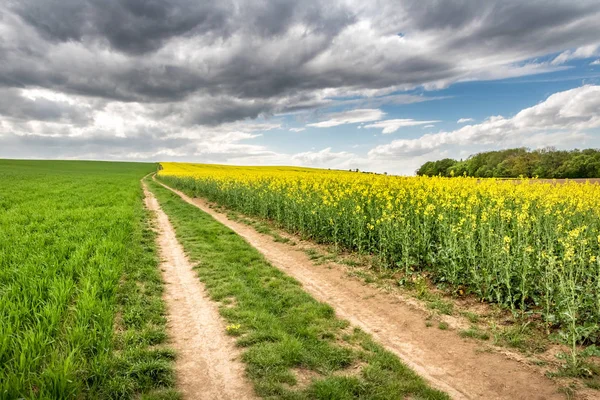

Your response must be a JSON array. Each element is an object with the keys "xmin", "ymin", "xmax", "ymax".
[{"xmin": 0, "ymin": 160, "xmax": 177, "ymax": 399}]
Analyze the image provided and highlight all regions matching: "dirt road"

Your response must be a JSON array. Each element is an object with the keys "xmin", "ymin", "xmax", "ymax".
[
  {"xmin": 154, "ymin": 177, "xmax": 567, "ymax": 400},
  {"xmin": 143, "ymin": 183, "xmax": 256, "ymax": 400}
]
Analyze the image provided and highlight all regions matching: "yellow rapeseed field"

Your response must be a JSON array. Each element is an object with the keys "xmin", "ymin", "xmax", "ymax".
[{"xmin": 158, "ymin": 162, "xmax": 600, "ymax": 352}]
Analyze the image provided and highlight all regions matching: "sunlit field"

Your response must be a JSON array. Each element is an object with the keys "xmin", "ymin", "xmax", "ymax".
[
  {"xmin": 159, "ymin": 162, "xmax": 600, "ymax": 362},
  {"xmin": 0, "ymin": 160, "xmax": 175, "ymax": 399}
]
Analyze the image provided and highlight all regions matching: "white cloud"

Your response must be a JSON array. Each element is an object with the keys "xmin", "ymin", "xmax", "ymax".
[
  {"xmin": 289, "ymin": 127, "xmax": 305, "ymax": 132},
  {"xmin": 457, "ymin": 118, "xmax": 474, "ymax": 124},
  {"xmin": 423, "ymin": 124, "xmax": 435, "ymax": 128},
  {"xmin": 591, "ymin": 59, "xmax": 600, "ymax": 65},
  {"xmin": 307, "ymin": 109, "xmax": 384, "ymax": 128},
  {"xmin": 0, "ymin": 91, "xmax": 279, "ymax": 162},
  {"xmin": 291, "ymin": 147, "xmax": 355, "ymax": 166},
  {"xmin": 368, "ymin": 85, "xmax": 600, "ymax": 159},
  {"xmin": 364, "ymin": 119, "xmax": 440, "ymax": 134},
  {"xmin": 552, "ymin": 43, "xmax": 600, "ymax": 65}
]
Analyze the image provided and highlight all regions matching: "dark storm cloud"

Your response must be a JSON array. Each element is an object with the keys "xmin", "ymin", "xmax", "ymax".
[
  {"xmin": 183, "ymin": 97, "xmax": 275, "ymax": 126},
  {"xmin": 1, "ymin": 0, "xmax": 600, "ymax": 161},
  {"xmin": 3, "ymin": 0, "xmax": 599, "ymax": 109},
  {"xmin": 8, "ymin": 0, "xmax": 353, "ymax": 54},
  {"xmin": 9, "ymin": 0, "xmax": 232, "ymax": 54},
  {"xmin": 398, "ymin": 0, "xmax": 586, "ymax": 31},
  {"xmin": 246, "ymin": 0, "xmax": 355, "ymax": 38},
  {"xmin": 1, "ymin": 0, "xmax": 357, "ymax": 106},
  {"xmin": 180, "ymin": 93, "xmax": 334, "ymax": 126},
  {"xmin": 0, "ymin": 89, "xmax": 91, "ymax": 124},
  {"xmin": 114, "ymin": 65, "xmax": 208, "ymax": 101},
  {"xmin": 0, "ymin": 130, "xmax": 192, "ymax": 159},
  {"xmin": 397, "ymin": 0, "xmax": 600, "ymax": 56},
  {"xmin": 0, "ymin": 127, "xmax": 276, "ymax": 162}
]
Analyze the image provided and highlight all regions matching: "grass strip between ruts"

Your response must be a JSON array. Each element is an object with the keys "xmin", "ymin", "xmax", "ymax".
[{"xmin": 147, "ymin": 178, "xmax": 448, "ymax": 400}]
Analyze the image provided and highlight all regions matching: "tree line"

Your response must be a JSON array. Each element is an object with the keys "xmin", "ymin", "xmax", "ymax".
[{"xmin": 416, "ymin": 148, "xmax": 600, "ymax": 178}]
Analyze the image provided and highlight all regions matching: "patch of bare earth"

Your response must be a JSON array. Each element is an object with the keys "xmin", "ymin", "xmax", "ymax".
[
  {"xmin": 143, "ymin": 183, "xmax": 256, "ymax": 400},
  {"xmin": 154, "ymin": 178, "xmax": 580, "ymax": 400}
]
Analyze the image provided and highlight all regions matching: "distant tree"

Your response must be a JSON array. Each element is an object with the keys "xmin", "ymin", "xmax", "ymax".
[
  {"xmin": 416, "ymin": 148, "xmax": 600, "ymax": 178},
  {"xmin": 416, "ymin": 161, "xmax": 435, "ymax": 176},
  {"xmin": 416, "ymin": 158, "xmax": 457, "ymax": 176}
]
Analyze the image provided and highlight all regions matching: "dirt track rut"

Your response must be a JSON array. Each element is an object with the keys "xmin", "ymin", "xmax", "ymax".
[{"xmin": 143, "ymin": 183, "xmax": 256, "ymax": 400}]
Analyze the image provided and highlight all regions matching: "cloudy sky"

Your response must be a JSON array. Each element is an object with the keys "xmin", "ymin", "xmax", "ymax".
[{"xmin": 1, "ymin": 0, "xmax": 600, "ymax": 174}]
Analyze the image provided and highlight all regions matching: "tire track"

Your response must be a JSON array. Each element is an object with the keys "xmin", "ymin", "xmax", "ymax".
[{"xmin": 143, "ymin": 183, "xmax": 255, "ymax": 400}]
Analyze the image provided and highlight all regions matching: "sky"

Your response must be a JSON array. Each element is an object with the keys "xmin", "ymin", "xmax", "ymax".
[{"xmin": 1, "ymin": 1, "xmax": 600, "ymax": 175}]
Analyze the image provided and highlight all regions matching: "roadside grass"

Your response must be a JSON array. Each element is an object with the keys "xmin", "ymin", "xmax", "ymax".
[
  {"xmin": 226, "ymin": 210, "xmax": 296, "ymax": 245},
  {"xmin": 459, "ymin": 326, "xmax": 490, "ymax": 341},
  {"xmin": 491, "ymin": 322, "xmax": 547, "ymax": 354},
  {"xmin": 147, "ymin": 178, "xmax": 448, "ymax": 400},
  {"xmin": 102, "ymin": 206, "xmax": 179, "ymax": 400},
  {"xmin": 0, "ymin": 160, "xmax": 177, "ymax": 399}
]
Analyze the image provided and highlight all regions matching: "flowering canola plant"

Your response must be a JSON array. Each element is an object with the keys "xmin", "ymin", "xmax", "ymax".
[{"xmin": 158, "ymin": 162, "xmax": 600, "ymax": 345}]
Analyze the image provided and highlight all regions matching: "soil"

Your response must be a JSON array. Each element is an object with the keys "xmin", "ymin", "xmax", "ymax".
[
  {"xmin": 143, "ymin": 183, "xmax": 256, "ymax": 400},
  {"xmin": 154, "ymin": 177, "xmax": 578, "ymax": 400}
]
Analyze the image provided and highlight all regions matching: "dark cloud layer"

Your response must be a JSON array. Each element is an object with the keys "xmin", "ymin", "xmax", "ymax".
[
  {"xmin": 0, "ymin": 89, "xmax": 91, "ymax": 124},
  {"xmin": 9, "ymin": 0, "xmax": 354, "ymax": 55},
  {"xmin": 1, "ymin": 0, "xmax": 600, "ymax": 166},
  {"xmin": 10, "ymin": 0, "xmax": 232, "ymax": 54},
  {"xmin": 3, "ymin": 1, "xmax": 598, "ymax": 106}
]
